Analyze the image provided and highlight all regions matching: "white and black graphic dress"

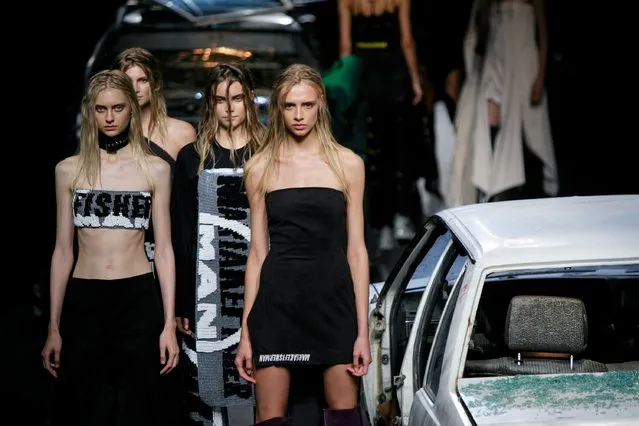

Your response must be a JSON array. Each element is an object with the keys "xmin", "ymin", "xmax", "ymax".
[{"xmin": 172, "ymin": 142, "xmax": 253, "ymax": 425}]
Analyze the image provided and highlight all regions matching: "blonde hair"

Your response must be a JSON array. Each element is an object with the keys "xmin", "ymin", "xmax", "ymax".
[
  {"xmin": 114, "ymin": 47, "xmax": 169, "ymax": 144},
  {"xmin": 73, "ymin": 69, "xmax": 153, "ymax": 190},
  {"xmin": 245, "ymin": 64, "xmax": 348, "ymax": 197},
  {"xmin": 195, "ymin": 63, "xmax": 264, "ymax": 174}
]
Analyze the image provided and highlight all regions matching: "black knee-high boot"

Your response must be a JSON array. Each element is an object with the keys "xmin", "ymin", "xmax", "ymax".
[
  {"xmin": 255, "ymin": 417, "xmax": 293, "ymax": 426},
  {"xmin": 323, "ymin": 406, "xmax": 364, "ymax": 426}
]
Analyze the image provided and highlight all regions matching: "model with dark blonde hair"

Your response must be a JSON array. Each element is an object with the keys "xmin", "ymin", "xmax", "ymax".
[
  {"xmin": 236, "ymin": 64, "xmax": 371, "ymax": 426},
  {"xmin": 115, "ymin": 47, "xmax": 196, "ymax": 280},
  {"xmin": 41, "ymin": 69, "xmax": 179, "ymax": 425},
  {"xmin": 115, "ymin": 47, "xmax": 196, "ymax": 163},
  {"xmin": 171, "ymin": 62, "xmax": 264, "ymax": 425}
]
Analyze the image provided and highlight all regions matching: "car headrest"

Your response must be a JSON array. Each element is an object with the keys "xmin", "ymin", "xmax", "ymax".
[{"xmin": 505, "ymin": 295, "xmax": 588, "ymax": 355}]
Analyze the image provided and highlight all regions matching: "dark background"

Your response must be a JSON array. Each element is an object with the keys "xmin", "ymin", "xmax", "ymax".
[{"xmin": 6, "ymin": 1, "xmax": 635, "ymax": 424}]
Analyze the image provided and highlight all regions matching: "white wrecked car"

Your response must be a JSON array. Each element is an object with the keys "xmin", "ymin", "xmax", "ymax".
[{"xmin": 363, "ymin": 195, "xmax": 639, "ymax": 426}]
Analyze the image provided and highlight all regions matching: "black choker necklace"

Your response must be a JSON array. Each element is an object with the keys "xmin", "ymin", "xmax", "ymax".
[{"xmin": 98, "ymin": 130, "xmax": 129, "ymax": 153}]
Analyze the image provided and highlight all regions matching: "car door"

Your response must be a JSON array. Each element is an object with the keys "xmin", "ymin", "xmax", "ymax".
[
  {"xmin": 363, "ymin": 217, "xmax": 462, "ymax": 425},
  {"xmin": 407, "ymin": 245, "xmax": 471, "ymax": 426}
]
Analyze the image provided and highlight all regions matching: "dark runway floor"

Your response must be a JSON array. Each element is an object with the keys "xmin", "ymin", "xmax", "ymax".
[
  {"xmin": 5, "ymin": 237, "xmax": 407, "ymax": 426},
  {"xmin": 5, "ymin": 295, "xmax": 54, "ymax": 425}
]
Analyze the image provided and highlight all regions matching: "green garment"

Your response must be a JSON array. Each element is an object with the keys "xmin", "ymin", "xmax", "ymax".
[{"xmin": 322, "ymin": 55, "xmax": 366, "ymax": 160}]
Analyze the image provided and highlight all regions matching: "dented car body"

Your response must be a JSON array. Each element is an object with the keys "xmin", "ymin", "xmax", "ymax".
[{"xmin": 364, "ymin": 195, "xmax": 639, "ymax": 425}]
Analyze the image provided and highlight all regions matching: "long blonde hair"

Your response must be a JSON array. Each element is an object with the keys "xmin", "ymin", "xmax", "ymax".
[
  {"xmin": 73, "ymin": 69, "xmax": 152, "ymax": 190},
  {"xmin": 246, "ymin": 64, "xmax": 348, "ymax": 197},
  {"xmin": 114, "ymin": 47, "xmax": 169, "ymax": 144},
  {"xmin": 195, "ymin": 63, "xmax": 264, "ymax": 174}
]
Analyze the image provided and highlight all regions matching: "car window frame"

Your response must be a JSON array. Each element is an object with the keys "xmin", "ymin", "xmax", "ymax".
[
  {"xmin": 423, "ymin": 259, "xmax": 467, "ymax": 399},
  {"xmin": 384, "ymin": 219, "xmax": 452, "ymax": 377},
  {"xmin": 410, "ymin": 240, "xmax": 470, "ymax": 398}
]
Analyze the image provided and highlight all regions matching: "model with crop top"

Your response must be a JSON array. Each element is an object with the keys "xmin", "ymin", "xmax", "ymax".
[{"xmin": 41, "ymin": 69, "xmax": 179, "ymax": 426}]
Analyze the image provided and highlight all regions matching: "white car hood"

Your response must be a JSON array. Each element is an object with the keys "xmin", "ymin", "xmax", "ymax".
[{"xmin": 458, "ymin": 371, "xmax": 639, "ymax": 425}]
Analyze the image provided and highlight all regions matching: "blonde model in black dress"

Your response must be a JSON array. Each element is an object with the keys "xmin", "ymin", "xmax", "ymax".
[{"xmin": 236, "ymin": 64, "xmax": 371, "ymax": 426}]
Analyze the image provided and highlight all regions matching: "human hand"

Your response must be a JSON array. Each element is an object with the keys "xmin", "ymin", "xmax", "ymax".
[
  {"xmin": 234, "ymin": 336, "xmax": 256, "ymax": 384},
  {"xmin": 347, "ymin": 335, "xmax": 372, "ymax": 377},
  {"xmin": 159, "ymin": 326, "xmax": 179, "ymax": 375},
  {"xmin": 530, "ymin": 75, "xmax": 544, "ymax": 106},
  {"xmin": 176, "ymin": 317, "xmax": 193, "ymax": 337},
  {"xmin": 41, "ymin": 329, "xmax": 62, "ymax": 378},
  {"xmin": 412, "ymin": 80, "xmax": 424, "ymax": 105}
]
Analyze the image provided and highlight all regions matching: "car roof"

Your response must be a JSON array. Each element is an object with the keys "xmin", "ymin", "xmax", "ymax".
[
  {"xmin": 437, "ymin": 195, "xmax": 639, "ymax": 267},
  {"xmin": 123, "ymin": 0, "xmax": 311, "ymax": 30}
]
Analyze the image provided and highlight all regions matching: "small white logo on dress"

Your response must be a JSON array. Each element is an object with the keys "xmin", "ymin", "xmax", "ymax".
[{"xmin": 259, "ymin": 353, "xmax": 311, "ymax": 362}]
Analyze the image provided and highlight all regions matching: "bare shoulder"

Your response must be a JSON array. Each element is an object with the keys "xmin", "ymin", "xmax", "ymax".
[
  {"xmin": 167, "ymin": 117, "xmax": 197, "ymax": 148},
  {"xmin": 245, "ymin": 151, "xmax": 268, "ymax": 175},
  {"xmin": 338, "ymin": 146, "xmax": 365, "ymax": 178},
  {"xmin": 244, "ymin": 151, "xmax": 268, "ymax": 188},
  {"xmin": 167, "ymin": 117, "xmax": 196, "ymax": 135},
  {"xmin": 149, "ymin": 155, "xmax": 171, "ymax": 180},
  {"xmin": 55, "ymin": 155, "xmax": 78, "ymax": 183}
]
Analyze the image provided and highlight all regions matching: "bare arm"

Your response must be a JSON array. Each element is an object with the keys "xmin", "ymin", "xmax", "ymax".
[
  {"xmin": 445, "ymin": 69, "xmax": 462, "ymax": 103},
  {"xmin": 398, "ymin": 0, "xmax": 421, "ymax": 87},
  {"xmin": 338, "ymin": 0, "xmax": 352, "ymax": 57},
  {"xmin": 343, "ymin": 151, "xmax": 370, "ymax": 338},
  {"xmin": 49, "ymin": 160, "xmax": 76, "ymax": 332},
  {"xmin": 151, "ymin": 159, "xmax": 176, "ymax": 329},
  {"xmin": 532, "ymin": 0, "xmax": 548, "ymax": 81},
  {"xmin": 240, "ymin": 158, "xmax": 269, "ymax": 340}
]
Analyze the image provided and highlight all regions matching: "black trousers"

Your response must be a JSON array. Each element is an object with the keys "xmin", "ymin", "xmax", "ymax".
[
  {"xmin": 355, "ymin": 50, "xmax": 421, "ymax": 230},
  {"xmin": 365, "ymin": 100, "xmax": 422, "ymax": 229},
  {"xmin": 51, "ymin": 273, "xmax": 169, "ymax": 426}
]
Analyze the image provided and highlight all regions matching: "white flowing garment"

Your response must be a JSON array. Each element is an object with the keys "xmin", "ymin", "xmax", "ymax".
[{"xmin": 448, "ymin": 1, "xmax": 558, "ymax": 207}]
